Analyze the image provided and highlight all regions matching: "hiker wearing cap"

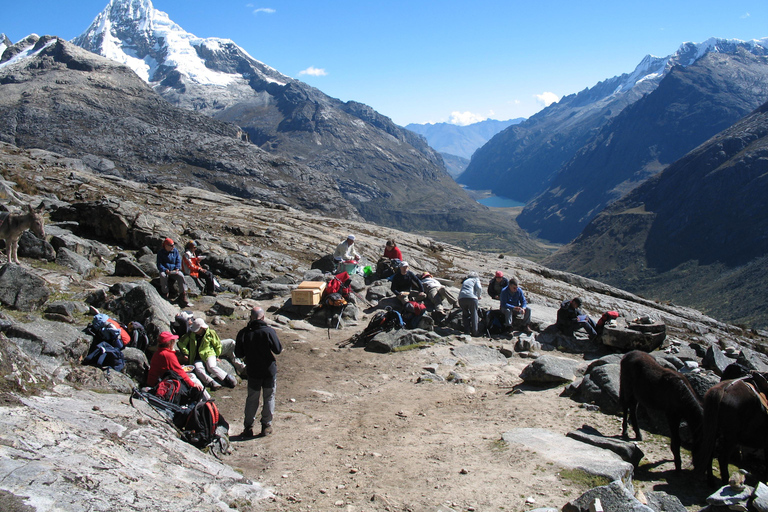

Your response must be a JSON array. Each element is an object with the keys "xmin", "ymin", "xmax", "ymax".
[
  {"xmin": 500, "ymin": 277, "xmax": 532, "ymax": 334},
  {"xmin": 157, "ymin": 237, "xmax": 190, "ymax": 308},
  {"xmin": 383, "ymin": 239, "xmax": 403, "ymax": 261},
  {"xmin": 458, "ymin": 271, "xmax": 482, "ymax": 336},
  {"xmin": 178, "ymin": 318, "xmax": 236, "ymax": 390},
  {"xmin": 235, "ymin": 306, "xmax": 283, "ymax": 438},
  {"xmin": 333, "ymin": 235, "xmax": 361, "ymax": 263},
  {"xmin": 147, "ymin": 331, "xmax": 207, "ymax": 398},
  {"xmin": 419, "ymin": 272, "xmax": 457, "ymax": 310},
  {"xmin": 391, "ymin": 261, "xmax": 426, "ymax": 304},
  {"xmin": 487, "ymin": 271, "xmax": 509, "ymax": 301},
  {"xmin": 182, "ymin": 240, "xmax": 217, "ymax": 296},
  {"xmin": 170, "ymin": 311, "xmax": 194, "ymax": 337},
  {"xmin": 556, "ymin": 297, "xmax": 597, "ymax": 340}
]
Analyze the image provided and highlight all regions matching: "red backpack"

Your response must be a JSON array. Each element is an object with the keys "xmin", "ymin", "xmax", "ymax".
[{"xmin": 325, "ymin": 271, "xmax": 352, "ymax": 299}]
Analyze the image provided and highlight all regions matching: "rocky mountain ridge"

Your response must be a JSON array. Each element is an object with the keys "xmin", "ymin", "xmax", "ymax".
[
  {"xmin": 518, "ymin": 49, "xmax": 768, "ymax": 243},
  {"xmin": 543, "ymin": 98, "xmax": 768, "ymax": 329},
  {"xmin": 459, "ymin": 36, "xmax": 768, "ymax": 233},
  {"xmin": 68, "ymin": 0, "xmax": 521, "ymax": 245}
]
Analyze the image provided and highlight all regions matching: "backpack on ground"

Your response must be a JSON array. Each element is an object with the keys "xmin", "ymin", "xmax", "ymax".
[
  {"xmin": 376, "ymin": 257, "xmax": 397, "ymax": 279},
  {"xmin": 182, "ymin": 400, "xmax": 230, "ymax": 452},
  {"xmin": 325, "ymin": 292, "xmax": 347, "ymax": 308},
  {"xmin": 153, "ymin": 370, "xmax": 201, "ymax": 406},
  {"xmin": 325, "ymin": 271, "xmax": 352, "ymax": 299},
  {"xmin": 352, "ymin": 308, "xmax": 404, "ymax": 346},
  {"xmin": 82, "ymin": 341, "xmax": 126, "ymax": 372},
  {"xmin": 481, "ymin": 309, "xmax": 506, "ymax": 335},
  {"xmin": 85, "ymin": 313, "xmax": 126, "ymax": 350}
]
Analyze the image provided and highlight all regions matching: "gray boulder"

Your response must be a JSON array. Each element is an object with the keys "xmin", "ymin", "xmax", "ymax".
[
  {"xmin": 0, "ymin": 263, "xmax": 50, "ymax": 311},
  {"xmin": 122, "ymin": 347, "xmax": 149, "ymax": 384},
  {"xmin": 520, "ymin": 355, "xmax": 584, "ymax": 384},
  {"xmin": 644, "ymin": 490, "xmax": 688, "ymax": 512},
  {"xmin": 566, "ymin": 425, "xmax": 644, "ymax": 467},
  {"xmin": 110, "ymin": 281, "xmax": 177, "ymax": 340},
  {"xmin": 563, "ymin": 480, "xmax": 652, "ymax": 512},
  {"xmin": 366, "ymin": 329, "xmax": 436, "ymax": 353},
  {"xmin": 350, "ymin": 273, "xmax": 366, "ymax": 292},
  {"xmin": 18, "ymin": 230, "xmax": 56, "ymax": 261},
  {"xmin": 702, "ymin": 344, "xmax": 732, "ymax": 376},
  {"xmin": 207, "ymin": 298, "xmax": 236, "ymax": 317},
  {"xmin": 574, "ymin": 363, "xmax": 621, "ymax": 414},
  {"xmin": 367, "ymin": 285, "xmax": 393, "ymax": 302},
  {"xmin": 56, "ymin": 247, "xmax": 96, "ymax": 276},
  {"xmin": 736, "ymin": 348, "xmax": 768, "ymax": 372},
  {"xmin": 601, "ymin": 322, "xmax": 666, "ymax": 352},
  {"xmin": 49, "ymin": 231, "xmax": 113, "ymax": 265}
]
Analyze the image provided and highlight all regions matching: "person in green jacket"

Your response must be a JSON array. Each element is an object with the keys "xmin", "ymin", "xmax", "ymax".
[{"xmin": 178, "ymin": 318, "xmax": 236, "ymax": 390}]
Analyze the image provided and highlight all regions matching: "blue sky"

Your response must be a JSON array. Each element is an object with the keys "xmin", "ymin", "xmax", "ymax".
[{"xmin": 3, "ymin": 0, "xmax": 768, "ymax": 126}]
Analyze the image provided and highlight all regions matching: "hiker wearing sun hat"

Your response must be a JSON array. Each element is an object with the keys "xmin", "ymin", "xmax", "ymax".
[
  {"xmin": 333, "ymin": 234, "xmax": 361, "ymax": 263},
  {"xmin": 178, "ymin": 318, "xmax": 236, "ymax": 391},
  {"xmin": 487, "ymin": 270, "xmax": 509, "ymax": 301},
  {"xmin": 146, "ymin": 331, "xmax": 208, "ymax": 399}
]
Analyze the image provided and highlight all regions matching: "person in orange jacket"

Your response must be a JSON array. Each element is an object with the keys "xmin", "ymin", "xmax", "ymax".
[{"xmin": 182, "ymin": 240, "xmax": 217, "ymax": 296}]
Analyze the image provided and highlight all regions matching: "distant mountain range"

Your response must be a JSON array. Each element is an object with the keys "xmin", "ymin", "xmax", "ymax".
[
  {"xmin": 67, "ymin": 0, "xmax": 535, "ymax": 250},
  {"xmin": 544, "ymin": 98, "xmax": 768, "ymax": 328},
  {"xmin": 405, "ymin": 119, "xmax": 524, "ymax": 178},
  {"xmin": 459, "ymin": 37, "xmax": 768, "ymax": 243}
]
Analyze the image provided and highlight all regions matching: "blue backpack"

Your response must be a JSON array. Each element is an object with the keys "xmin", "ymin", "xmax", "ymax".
[
  {"xmin": 87, "ymin": 313, "xmax": 124, "ymax": 350},
  {"xmin": 83, "ymin": 342, "xmax": 125, "ymax": 372}
]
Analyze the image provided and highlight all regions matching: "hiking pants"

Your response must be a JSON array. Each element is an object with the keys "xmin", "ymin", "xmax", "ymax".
[
  {"xmin": 159, "ymin": 271, "xmax": 186, "ymax": 296},
  {"xmin": 502, "ymin": 306, "xmax": 531, "ymax": 328},
  {"xmin": 428, "ymin": 286, "xmax": 457, "ymax": 307},
  {"xmin": 459, "ymin": 297, "xmax": 479, "ymax": 336},
  {"xmin": 193, "ymin": 356, "xmax": 228, "ymax": 386},
  {"xmin": 244, "ymin": 377, "xmax": 276, "ymax": 429}
]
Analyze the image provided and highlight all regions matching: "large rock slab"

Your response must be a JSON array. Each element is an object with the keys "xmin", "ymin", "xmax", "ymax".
[
  {"xmin": 0, "ymin": 387, "xmax": 270, "ymax": 510},
  {"xmin": 503, "ymin": 428, "xmax": 634, "ymax": 488},
  {"xmin": 563, "ymin": 480, "xmax": 653, "ymax": 512},
  {"xmin": 519, "ymin": 355, "xmax": 584, "ymax": 384},
  {"xmin": 366, "ymin": 329, "xmax": 438, "ymax": 353},
  {"xmin": 451, "ymin": 344, "xmax": 508, "ymax": 367},
  {"xmin": 0, "ymin": 264, "xmax": 50, "ymax": 311},
  {"xmin": 601, "ymin": 321, "xmax": 666, "ymax": 352}
]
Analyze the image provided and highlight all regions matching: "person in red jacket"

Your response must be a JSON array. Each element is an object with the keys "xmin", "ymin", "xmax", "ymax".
[
  {"xmin": 146, "ymin": 331, "xmax": 207, "ymax": 399},
  {"xmin": 182, "ymin": 240, "xmax": 217, "ymax": 296},
  {"xmin": 383, "ymin": 239, "xmax": 403, "ymax": 261}
]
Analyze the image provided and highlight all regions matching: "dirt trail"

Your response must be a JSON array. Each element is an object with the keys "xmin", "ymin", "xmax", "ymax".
[{"xmin": 211, "ymin": 315, "xmax": 708, "ymax": 512}]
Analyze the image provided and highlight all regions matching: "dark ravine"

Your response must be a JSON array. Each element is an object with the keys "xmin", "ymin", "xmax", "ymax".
[{"xmin": 544, "ymin": 100, "xmax": 768, "ymax": 329}]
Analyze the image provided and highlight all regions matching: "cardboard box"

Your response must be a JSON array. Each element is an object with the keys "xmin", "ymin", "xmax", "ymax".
[{"xmin": 291, "ymin": 281, "xmax": 327, "ymax": 306}]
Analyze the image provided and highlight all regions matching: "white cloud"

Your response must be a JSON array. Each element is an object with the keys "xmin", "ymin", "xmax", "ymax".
[
  {"xmin": 448, "ymin": 111, "xmax": 487, "ymax": 126},
  {"xmin": 741, "ymin": 12, "xmax": 751, "ymax": 19},
  {"xmin": 299, "ymin": 66, "xmax": 327, "ymax": 76},
  {"xmin": 535, "ymin": 92, "xmax": 559, "ymax": 107},
  {"xmin": 253, "ymin": 7, "xmax": 276, "ymax": 15}
]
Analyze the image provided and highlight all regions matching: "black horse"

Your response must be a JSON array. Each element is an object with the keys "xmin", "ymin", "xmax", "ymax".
[
  {"xmin": 696, "ymin": 377, "xmax": 768, "ymax": 485},
  {"xmin": 620, "ymin": 350, "xmax": 704, "ymax": 471}
]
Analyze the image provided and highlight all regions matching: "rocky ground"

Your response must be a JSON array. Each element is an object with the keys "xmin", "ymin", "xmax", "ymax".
[{"xmin": 0, "ymin": 142, "xmax": 765, "ymax": 511}]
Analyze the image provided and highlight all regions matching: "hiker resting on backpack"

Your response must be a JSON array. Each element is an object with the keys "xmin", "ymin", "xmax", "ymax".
[
  {"xmin": 556, "ymin": 297, "xmax": 598, "ymax": 340},
  {"xmin": 500, "ymin": 278, "xmax": 532, "ymax": 334},
  {"xmin": 157, "ymin": 237, "xmax": 190, "ymax": 308},
  {"xmin": 419, "ymin": 272, "xmax": 457, "ymax": 311},
  {"xmin": 402, "ymin": 300, "xmax": 427, "ymax": 328},
  {"xmin": 147, "ymin": 331, "xmax": 208, "ymax": 400},
  {"xmin": 178, "ymin": 318, "xmax": 237, "ymax": 390},
  {"xmin": 391, "ymin": 261, "xmax": 426, "ymax": 305},
  {"xmin": 333, "ymin": 234, "xmax": 361, "ymax": 267},
  {"xmin": 182, "ymin": 240, "xmax": 217, "ymax": 297},
  {"xmin": 235, "ymin": 306, "xmax": 283, "ymax": 438},
  {"xmin": 487, "ymin": 271, "xmax": 509, "ymax": 301}
]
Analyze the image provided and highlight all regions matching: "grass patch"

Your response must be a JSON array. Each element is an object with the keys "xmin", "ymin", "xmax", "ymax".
[
  {"xmin": 559, "ymin": 468, "xmax": 611, "ymax": 489},
  {"xmin": 391, "ymin": 341, "xmax": 432, "ymax": 352},
  {"xmin": 490, "ymin": 438, "xmax": 508, "ymax": 453}
]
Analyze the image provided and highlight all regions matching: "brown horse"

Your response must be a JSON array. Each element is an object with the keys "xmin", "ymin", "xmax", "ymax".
[
  {"xmin": 696, "ymin": 377, "xmax": 768, "ymax": 485},
  {"xmin": 620, "ymin": 350, "xmax": 704, "ymax": 471},
  {"xmin": 0, "ymin": 203, "xmax": 46, "ymax": 265}
]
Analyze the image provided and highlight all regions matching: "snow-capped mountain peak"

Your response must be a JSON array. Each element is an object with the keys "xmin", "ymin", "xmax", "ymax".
[{"xmin": 73, "ymin": 0, "xmax": 289, "ymax": 87}]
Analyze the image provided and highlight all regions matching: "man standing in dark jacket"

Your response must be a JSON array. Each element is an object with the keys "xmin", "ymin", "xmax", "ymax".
[{"xmin": 235, "ymin": 307, "xmax": 283, "ymax": 438}]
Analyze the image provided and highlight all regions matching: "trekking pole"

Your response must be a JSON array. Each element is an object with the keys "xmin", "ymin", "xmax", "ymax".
[
  {"xmin": 336, "ymin": 305, "xmax": 346, "ymax": 329},
  {"xmin": 352, "ymin": 290, "xmax": 372, "ymax": 307}
]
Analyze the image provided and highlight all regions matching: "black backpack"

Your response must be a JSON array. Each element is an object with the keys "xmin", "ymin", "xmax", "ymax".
[
  {"xmin": 126, "ymin": 321, "xmax": 149, "ymax": 352},
  {"xmin": 353, "ymin": 308, "xmax": 404, "ymax": 346},
  {"xmin": 153, "ymin": 371, "xmax": 202, "ymax": 406},
  {"xmin": 183, "ymin": 400, "xmax": 230, "ymax": 450}
]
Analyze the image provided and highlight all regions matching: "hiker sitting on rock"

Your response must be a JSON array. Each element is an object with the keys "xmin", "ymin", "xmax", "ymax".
[
  {"xmin": 402, "ymin": 300, "xmax": 427, "ymax": 328},
  {"xmin": 178, "ymin": 318, "xmax": 237, "ymax": 390},
  {"xmin": 147, "ymin": 331, "xmax": 208, "ymax": 400},
  {"xmin": 487, "ymin": 271, "xmax": 509, "ymax": 301},
  {"xmin": 157, "ymin": 237, "xmax": 190, "ymax": 308},
  {"xmin": 333, "ymin": 234, "xmax": 361, "ymax": 264},
  {"xmin": 182, "ymin": 240, "xmax": 217, "ymax": 297},
  {"xmin": 391, "ymin": 261, "xmax": 426, "ymax": 304},
  {"xmin": 500, "ymin": 278, "xmax": 532, "ymax": 334},
  {"xmin": 170, "ymin": 311, "xmax": 195, "ymax": 337},
  {"xmin": 419, "ymin": 272, "xmax": 457, "ymax": 311},
  {"xmin": 556, "ymin": 297, "xmax": 598, "ymax": 340},
  {"xmin": 383, "ymin": 239, "xmax": 403, "ymax": 262}
]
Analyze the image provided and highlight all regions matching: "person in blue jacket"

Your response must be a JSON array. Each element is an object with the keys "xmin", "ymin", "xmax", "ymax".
[
  {"xmin": 157, "ymin": 237, "xmax": 189, "ymax": 307},
  {"xmin": 500, "ymin": 278, "xmax": 532, "ymax": 333}
]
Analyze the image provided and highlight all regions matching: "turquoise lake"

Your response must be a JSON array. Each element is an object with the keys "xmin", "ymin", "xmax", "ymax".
[{"xmin": 477, "ymin": 196, "xmax": 525, "ymax": 208}]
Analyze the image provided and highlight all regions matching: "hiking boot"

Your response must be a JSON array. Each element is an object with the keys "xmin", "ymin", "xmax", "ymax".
[
  {"xmin": 523, "ymin": 325, "xmax": 533, "ymax": 334},
  {"xmin": 224, "ymin": 374, "xmax": 237, "ymax": 388},
  {"xmin": 240, "ymin": 427, "xmax": 254, "ymax": 439},
  {"xmin": 260, "ymin": 424, "xmax": 273, "ymax": 437},
  {"xmin": 210, "ymin": 381, "xmax": 223, "ymax": 391}
]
